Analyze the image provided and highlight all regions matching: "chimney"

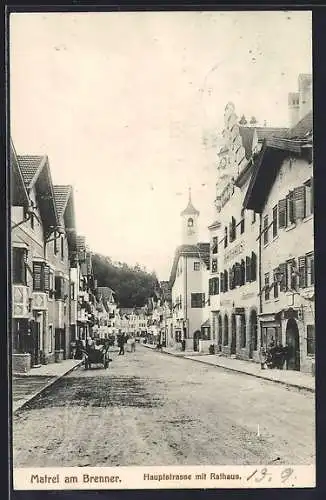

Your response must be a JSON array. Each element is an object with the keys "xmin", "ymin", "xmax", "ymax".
[
  {"xmin": 288, "ymin": 92, "xmax": 300, "ymax": 127},
  {"xmin": 298, "ymin": 73, "xmax": 312, "ymax": 121}
]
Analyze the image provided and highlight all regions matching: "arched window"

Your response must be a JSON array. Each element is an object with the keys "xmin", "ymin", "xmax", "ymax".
[
  {"xmin": 223, "ymin": 315, "xmax": 229, "ymax": 345},
  {"xmin": 240, "ymin": 314, "xmax": 246, "ymax": 348},
  {"xmin": 188, "ymin": 218, "xmax": 194, "ymax": 227}
]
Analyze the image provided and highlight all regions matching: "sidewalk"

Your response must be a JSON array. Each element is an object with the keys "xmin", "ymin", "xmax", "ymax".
[
  {"xmin": 12, "ymin": 359, "xmax": 83, "ymax": 414},
  {"xmin": 142, "ymin": 344, "xmax": 315, "ymax": 393}
]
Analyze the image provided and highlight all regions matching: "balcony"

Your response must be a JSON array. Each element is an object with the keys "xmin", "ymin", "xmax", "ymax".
[
  {"xmin": 12, "ymin": 285, "xmax": 30, "ymax": 318},
  {"xmin": 32, "ymin": 291, "xmax": 47, "ymax": 311}
]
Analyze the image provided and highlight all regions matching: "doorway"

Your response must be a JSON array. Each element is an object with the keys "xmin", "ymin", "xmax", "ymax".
[
  {"xmin": 231, "ymin": 314, "xmax": 236, "ymax": 355},
  {"xmin": 249, "ymin": 310, "xmax": 258, "ymax": 359},
  {"xmin": 30, "ymin": 320, "xmax": 41, "ymax": 366},
  {"xmin": 286, "ymin": 318, "xmax": 300, "ymax": 371}
]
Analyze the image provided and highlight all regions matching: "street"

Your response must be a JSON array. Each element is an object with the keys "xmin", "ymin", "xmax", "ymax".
[{"xmin": 13, "ymin": 346, "xmax": 315, "ymax": 467}]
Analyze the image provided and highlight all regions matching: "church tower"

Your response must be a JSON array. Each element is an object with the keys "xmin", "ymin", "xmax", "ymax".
[{"xmin": 180, "ymin": 188, "xmax": 199, "ymax": 245}]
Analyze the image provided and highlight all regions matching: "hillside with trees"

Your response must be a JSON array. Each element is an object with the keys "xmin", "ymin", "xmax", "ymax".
[{"xmin": 92, "ymin": 253, "xmax": 159, "ymax": 308}]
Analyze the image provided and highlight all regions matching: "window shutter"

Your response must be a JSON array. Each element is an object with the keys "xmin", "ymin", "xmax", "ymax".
[
  {"xmin": 246, "ymin": 256, "xmax": 251, "ymax": 282},
  {"xmin": 220, "ymin": 273, "xmax": 224, "ymax": 293},
  {"xmin": 298, "ymin": 256, "xmax": 307, "ymax": 288},
  {"xmin": 294, "ymin": 186, "xmax": 306, "ymax": 220},
  {"xmin": 209, "ymin": 279, "xmax": 213, "ymax": 296},
  {"xmin": 33, "ymin": 263, "xmax": 42, "ymax": 291},
  {"xmin": 287, "ymin": 192, "xmax": 295, "ymax": 224},
  {"xmin": 216, "ymin": 277, "xmax": 219, "ymax": 295},
  {"xmin": 310, "ymin": 178, "xmax": 314, "ymax": 214},
  {"xmin": 44, "ymin": 265, "xmax": 50, "ymax": 292},
  {"xmin": 251, "ymin": 252, "xmax": 257, "ymax": 281},
  {"xmin": 279, "ymin": 263, "xmax": 287, "ymax": 291},
  {"xmin": 278, "ymin": 199, "xmax": 287, "ymax": 228}
]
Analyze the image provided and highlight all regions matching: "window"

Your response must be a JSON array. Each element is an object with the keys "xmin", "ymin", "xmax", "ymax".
[
  {"xmin": 30, "ymin": 213, "xmax": 34, "ymax": 230},
  {"xmin": 191, "ymin": 293, "xmax": 205, "ymax": 308},
  {"xmin": 55, "ymin": 276, "xmax": 65, "ymax": 300},
  {"xmin": 240, "ymin": 315, "xmax": 246, "ymax": 348},
  {"xmin": 245, "ymin": 256, "xmax": 251, "ymax": 282},
  {"xmin": 223, "ymin": 315, "xmax": 229, "ymax": 346},
  {"xmin": 287, "ymin": 259, "xmax": 297, "ymax": 290},
  {"xmin": 306, "ymin": 325, "xmax": 315, "ymax": 355},
  {"xmin": 33, "ymin": 262, "xmax": 50, "ymax": 292},
  {"xmin": 264, "ymin": 273, "xmax": 270, "ymax": 300},
  {"xmin": 224, "ymin": 270, "xmax": 228, "ymax": 292},
  {"xmin": 224, "ymin": 227, "xmax": 228, "ymax": 248},
  {"xmin": 251, "ymin": 252, "xmax": 257, "ymax": 281},
  {"xmin": 48, "ymin": 325, "xmax": 53, "ymax": 353},
  {"xmin": 48, "ymin": 271, "xmax": 55, "ymax": 298},
  {"xmin": 12, "ymin": 248, "xmax": 27, "ymax": 284},
  {"xmin": 294, "ymin": 185, "xmax": 306, "ymax": 220},
  {"xmin": 240, "ymin": 209, "xmax": 245, "ymax": 234},
  {"xmin": 307, "ymin": 253, "xmax": 314, "ymax": 286},
  {"xmin": 60, "ymin": 236, "xmax": 64, "ymax": 260},
  {"xmin": 194, "ymin": 261, "xmax": 200, "ymax": 271},
  {"xmin": 209, "ymin": 277, "xmax": 219, "ymax": 296},
  {"xmin": 278, "ymin": 263, "xmax": 287, "ymax": 291},
  {"xmin": 187, "ymin": 218, "xmax": 193, "ymax": 227},
  {"xmin": 272, "ymin": 205, "xmax": 278, "ymax": 238},
  {"xmin": 54, "ymin": 231, "xmax": 58, "ymax": 255},
  {"xmin": 212, "ymin": 236, "xmax": 218, "ymax": 254},
  {"xmin": 70, "ymin": 282, "xmax": 75, "ymax": 300},
  {"xmin": 263, "ymin": 215, "xmax": 269, "ymax": 245},
  {"xmin": 220, "ymin": 272, "xmax": 224, "ymax": 293},
  {"xmin": 230, "ymin": 217, "xmax": 236, "ymax": 242},
  {"xmin": 273, "ymin": 269, "xmax": 279, "ymax": 299},
  {"xmin": 240, "ymin": 259, "xmax": 246, "ymax": 285},
  {"xmin": 211, "ymin": 259, "xmax": 218, "ymax": 273},
  {"xmin": 278, "ymin": 199, "xmax": 287, "ymax": 228},
  {"xmin": 252, "ymin": 211, "xmax": 256, "ymax": 224},
  {"xmin": 287, "ymin": 191, "xmax": 295, "ymax": 225},
  {"xmin": 298, "ymin": 256, "xmax": 307, "ymax": 288}
]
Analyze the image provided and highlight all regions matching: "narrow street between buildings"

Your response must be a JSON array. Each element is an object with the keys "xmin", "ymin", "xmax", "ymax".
[{"xmin": 13, "ymin": 345, "xmax": 315, "ymax": 467}]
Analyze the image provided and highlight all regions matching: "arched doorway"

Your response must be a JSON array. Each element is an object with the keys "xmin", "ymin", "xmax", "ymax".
[
  {"xmin": 218, "ymin": 315, "xmax": 222, "ymax": 351},
  {"xmin": 231, "ymin": 314, "xmax": 236, "ymax": 355},
  {"xmin": 249, "ymin": 310, "xmax": 258, "ymax": 359},
  {"xmin": 193, "ymin": 330, "xmax": 201, "ymax": 352},
  {"xmin": 223, "ymin": 315, "xmax": 229, "ymax": 347},
  {"xmin": 286, "ymin": 318, "xmax": 300, "ymax": 371}
]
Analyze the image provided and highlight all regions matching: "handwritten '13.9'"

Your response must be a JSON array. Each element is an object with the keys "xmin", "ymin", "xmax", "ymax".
[{"xmin": 246, "ymin": 468, "xmax": 294, "ymax": 483}]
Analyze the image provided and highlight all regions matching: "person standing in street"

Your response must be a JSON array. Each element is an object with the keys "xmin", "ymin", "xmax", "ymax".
[
  {"xmin": 118, "ymin": 333, "xmax": 125, "ymax": 355},
  {"xmin": 130, "ymin": 335, "xmax": 136, "ymax": 352},
  {"xmin": 259, "ymin": 345, "xmax": 267, "ymax": 369}
]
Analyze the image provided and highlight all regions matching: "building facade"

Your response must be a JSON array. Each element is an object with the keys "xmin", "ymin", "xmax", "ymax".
[
  {"xmin": 169, "ymin": 192, "xmax": 210, "ymax": 350},
  {"xmin": 244, "ymin": 110, "xmax": 314, "ymax": 373}
]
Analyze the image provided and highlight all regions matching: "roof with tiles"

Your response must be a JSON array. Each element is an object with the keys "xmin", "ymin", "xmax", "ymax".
[
  {"xmin": 255, "ymin": 127, "xmax": 289, "ymax": 141},
  {"xmin": 287, "ymin": 110, "xmax": 313, "ymax": 140},
  {"xmin": 53, "ymin": 185, "xmax": 72, "ymax": 217},
  {"xmin": 17, "ymin": 155, "xmax": 46, "ymax": 187},
  {"xmin": 169, "ymin": 242, "xmax": 210, "ymax": 287}
]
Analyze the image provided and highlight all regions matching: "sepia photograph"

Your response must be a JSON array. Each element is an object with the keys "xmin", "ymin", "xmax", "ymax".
[{"xmin": 9, "ymin": 9, "xmax": 314, "ymax": 490}]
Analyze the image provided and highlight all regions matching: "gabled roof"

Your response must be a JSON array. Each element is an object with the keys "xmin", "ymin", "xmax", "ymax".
[
  {"xmin": 10, "ymin": 140, "xmax": 30, "ymax": 208},
  {"xmin": 17, "ymin": 153, "xmax": 58, "ymax": 231},
  {"xmin": 17, "ymin": 155, "xmax": 47, "ymax": 189},
  {"xmin": 97, "ymin": 286, "xmax": 115, "ymax": 302},
  {"xmin": 243, "ymin": 124, "xmax": 312, "ymax": 213},
  {"xmin": 53, "ymin": 185, "xmax": 73, "ymax": 218},
  {"xmin": 169, "ymin": 243, "xmax": 210, "ymax": 287}
]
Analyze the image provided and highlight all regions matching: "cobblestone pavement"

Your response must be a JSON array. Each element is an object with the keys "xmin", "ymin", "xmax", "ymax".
[{"xmin": 13, "ymin": 346, "xmax": 315, "ymax": 467}]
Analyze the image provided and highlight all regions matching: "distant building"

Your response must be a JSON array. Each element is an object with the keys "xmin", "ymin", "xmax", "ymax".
[{"xmin": 169, "ymin": 190, "xmax": 210, "ymax": 351}]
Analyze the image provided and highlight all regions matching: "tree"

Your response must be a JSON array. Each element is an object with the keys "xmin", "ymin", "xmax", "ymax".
[
  {"xmin": 91, "ymin": 253, "xmax": 159, "ymax": 308},
  {"xmin": 250, "ymin": 116, "xmax": 257, "ymax": 126}
]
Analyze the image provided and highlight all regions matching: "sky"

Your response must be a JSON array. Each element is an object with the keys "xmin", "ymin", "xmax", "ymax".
[{"xmin": 10, "ymin": 11, "xmax": 312, "ymax": 280}]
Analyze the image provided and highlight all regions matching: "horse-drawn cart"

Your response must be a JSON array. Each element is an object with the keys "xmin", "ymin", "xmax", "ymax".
[{"xmin": 82, "ymin": 342, "xmax": 111, "ymax": 370}]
